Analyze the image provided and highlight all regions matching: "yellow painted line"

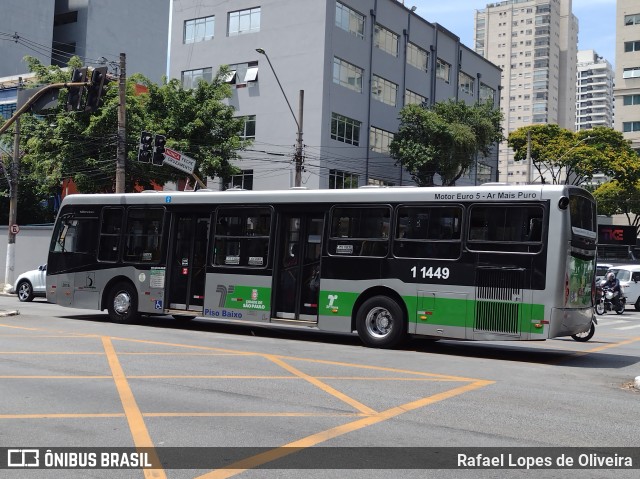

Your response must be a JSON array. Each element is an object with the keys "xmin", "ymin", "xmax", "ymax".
[
  {"xmin": 195, "ymin": 379, "xmax": 494, "ymax": 479},
  {"xmin": 0, "ymin": 376, "xmax": 111, "ymax": 379},
  {"xmin": 0, "ymin": 352, "xmax": 103, "ymax": 355},
  {"xmin": 127, "ymin": 375, "xmax": 298, "ymax": 379},
  {"xmin": 548, "ymin": 335, "xmax": 640, "ymax": 364},
  {"xmin": 102, "ymin": 337, "xmax": 166, "ymax": 479},
  {"xmin": 144, "ymin": 412, "xmax": 366, "ymax": 418},
  {"xmin": 0, "ymin": 413, "xmax": 125, "ymax": 419},
  {"xmin": 109, "ymin": 336, "xmax": 257, "ymax": 356},
  {"xmin": 0, "ymin": 323, "xmax": 40, "ymax": 331},
  {"xmin": 119, "ymin": 352, "xmax": 247, "ymax": 356},
  {"xmin": 0, "ymin": 412, "xmax": 364, "ymax": 420},
  {"xmin": 275, "ymin": 355, "xmax": 480, "ymax": 381},
  {"xmin": 266, "ymin": 355, "xmax": 377, "ymax": 416}
]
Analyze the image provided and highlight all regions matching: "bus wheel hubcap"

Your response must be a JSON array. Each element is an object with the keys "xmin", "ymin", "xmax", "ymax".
[
  {"xmin": 366, "ymin": 307, "xmax": 392, "ymax": 337},
  {"xmin": 114, "ymin": 292, "xmax": 131, "ymax": 314}
]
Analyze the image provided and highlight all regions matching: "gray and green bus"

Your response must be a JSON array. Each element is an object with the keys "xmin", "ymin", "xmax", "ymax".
[{"xmin": 46, "ymin": 184, "xmax": 596, "ymax": 348}]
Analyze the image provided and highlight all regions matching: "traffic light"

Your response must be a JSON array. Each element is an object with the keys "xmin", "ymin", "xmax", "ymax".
[
  {"xmin": 152, "ymin": 135, "xmax": 166, "ymax": 166},
  {"xmin": 138, "ymin": 131, "xmax": 153, "ymax": 162},
  {"xmin": 66, "ymin": 67, "xmax": 87, "ymax": 111},
  {"xmin": 85, "ymin": 66, "xmax": 108, "ymax": 112}
]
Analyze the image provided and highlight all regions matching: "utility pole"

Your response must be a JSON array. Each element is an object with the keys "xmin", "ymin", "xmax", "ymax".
[
  {"xmin": 295, "ymin": 90, "xmax": 304, "ymax": 188},
  {"xmin": 3, "ymin": 114, "xmax": 21, "ymax": 292},
  {"xmin": 115, "ymin": 53, "xmax": 126, "ymax": 193}
]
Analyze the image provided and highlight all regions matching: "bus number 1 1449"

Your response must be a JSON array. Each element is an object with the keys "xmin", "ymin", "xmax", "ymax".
[{"xmin": 411, "ymin": 266, "xmax": 450, "ymax": 280}]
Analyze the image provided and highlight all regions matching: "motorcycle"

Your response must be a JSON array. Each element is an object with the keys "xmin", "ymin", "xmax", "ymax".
[{"xmin": 594, "ymin": 281, "xmax": 625, "ymax": 316}]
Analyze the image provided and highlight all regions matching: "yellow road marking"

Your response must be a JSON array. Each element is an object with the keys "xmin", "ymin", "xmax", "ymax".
[
  {"xmin": 0, "ymin": 413, "xmax": 125, "ymax": 419},
  {"xmin": 0, "ymin": 376, "xmax": 111, "ymax": 379},
  {"xmin": 0, "ymin": 323, "xmax": 40, "ymax": 331},
  {"xmin": 102, "ymin": 337, "xmax": 166, "ymax": 479},
  {"xmin": 0, "ymin": 412, "xmax": 364, "ymax": 419},
  {"xmin": 195, "ymin": 379, "xmax": 494, "ymax": 479},
  {"xmin": 266, "ymin": 355, "xmax": 377, "ymax": 415},
  {"xmin": 0, "ymin": 352, "xmax": 103, "ymax": 355}
]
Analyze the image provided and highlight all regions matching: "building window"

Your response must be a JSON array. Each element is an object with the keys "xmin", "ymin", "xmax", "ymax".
[
  {"xmin": 623, "ymin": 95, "xmax": 640, "ymax": 106},
  {"xmin": 335, "ymin": 2, "xmax": 365, "ymax": 39},
  {"xmin": 625, "ymin": 14, "xmax": 640, "ymax": 26},
  {"xmin": 331, "ymin": 113, "xmax": 361, "ymax": 146},
  {"xmin": 239, "ymin": 115, "xmax": 256, "ymax": 139},
  {"xmin": 370, "ymin": 126, "xmax": 394, "ymax": 154},
  {"xmin": 458, "ymin": 71, "xmax": 475, "ymax": 95},
  {"xmin": 181, "ymin": 68, "xmax": 212, "ymax": 89},
  {"xmin": 329, "ymin": 169, "xmax": 359, "ymax": 189},
  {"xmin": 372, "ymin": 75, "xmax": 397, "ymax": 106},
  {"xmin": 184, "ymin": 16, "xmax": 214, "ymax": 44},
  {"xmin": 224, "ymin": 61, "xmax": 259, "ymax": 85},
  {"xmin": 625, "ymin": 41, "xmax": 640, "ymax": 53},
  {"xmin": 226, "ymin": 170, "xmax": 254, "ymax": 190},
  {"xmin": 407, "ymin": 43, "xmax": 428, "ymax": 71},
  {"xmin": 333, "ymin": 57, "xmax": 363, "ymax": 93},
  {"xmin": 368, "ymin": 178, "xmax": 395, "ymax": 186},
  {"xmin": 623, "ymin": 122, "xmax": 640, "ymax": 133},
  {"xmin": 405, "ymin": 89, "xmax": 427, "ymax": 106},
  {"xmin": 436, "ymin": 58, "xmax": 451, "ymax": 83},
  {"xmin": 54, "ymin": 11, "xmax": 78, "ymax": 26},
  {"xmin": 228, "ymin": 7, "xmax": 260, "ymax": 36},
  {"xmin": 623, "ymin": 67, "xmax": 640, "ymax": 79},
  {"xmin": 479, "ymin": 83, "xmax": 495, "ymax": 103},
  {"xmin": 374, "ymin": 24, "xmax": 398, "ymax": 57}
]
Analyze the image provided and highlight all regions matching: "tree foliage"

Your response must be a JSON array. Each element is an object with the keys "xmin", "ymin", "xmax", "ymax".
[
  {"xmin": 507, "ymin": 125, "xmax": 640, "ymax": 186},
  {"xmin": 5, "ymin": 56, "xmax": 248, "ymax": 201},
  {"xmin": 390, "ymin": 100, "xmax": 503, "ymax": 186},
  {"xmin": 592, "ymin": 180, "xmax": 640, "ymax": 234}
]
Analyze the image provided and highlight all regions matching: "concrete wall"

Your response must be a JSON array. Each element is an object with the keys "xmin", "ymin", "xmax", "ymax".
[{"xmin": 0, "ymin": 226, "xmax": 53, "ymax": 290}]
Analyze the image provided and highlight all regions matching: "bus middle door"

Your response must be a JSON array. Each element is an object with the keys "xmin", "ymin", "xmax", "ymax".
[
  {"xmin": 168, "ymin": 213, "xmax": 209, "ymax": 312},
  {"xmin": 273, "ymin": 213, "xmax": 323, "ymax": 322}
]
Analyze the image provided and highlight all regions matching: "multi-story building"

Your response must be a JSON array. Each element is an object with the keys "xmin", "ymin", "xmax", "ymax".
[
  {"xmin": 0, "ymin": 0, "xmax": 170, "ymax": 119},
  {"xmin": 169, "ymin": 0, "xmax": 501, "ymax": 190},
  {"xmin": 614, "ymin": 0, "xmax": 640, "ymax": 153},
  {"xmin": 475, "ymin": 0, "xmax": 578, "ymax": 184},
  {"xmin": 575, "ymin": 50, "xmax": 614, "ymax": 131}
]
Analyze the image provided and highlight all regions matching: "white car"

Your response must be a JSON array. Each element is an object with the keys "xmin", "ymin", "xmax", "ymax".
[
  {"xmin": 606, "ymin": 264, "xmax": 640, "ymax": 311},
  {"xmin": 13, "ymin": 264, "xmax": 47, "ymax": 302}
]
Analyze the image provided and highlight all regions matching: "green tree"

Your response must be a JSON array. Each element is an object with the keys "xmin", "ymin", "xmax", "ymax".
[
  {"xmin": 592, "ymin": 180, "xmax": 640, "ymax": 234},
  {"xmin": 390, "ymin": 100, "xmax": 503, "ymax": 186},
  {"xmin": 11, "ymin": 56, "xmax": 248, "ymax": 199},
  {"xmin": 507, "ymin": 125, "xmax": 640, "ymax": 186}
]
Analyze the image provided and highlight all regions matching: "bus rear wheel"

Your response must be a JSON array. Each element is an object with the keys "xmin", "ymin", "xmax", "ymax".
[
  {"xmin": 356, "ymin": 296, "xmax": 406, "ymax": 348},
  {"xmin": 107, "ymin": 282, "xmax": 139, "ymax": 323}
]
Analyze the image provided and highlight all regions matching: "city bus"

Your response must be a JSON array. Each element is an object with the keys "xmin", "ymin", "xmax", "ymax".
[{"xmin": 45, "ymin": 184, "xmax": 596, "ymax": 348}]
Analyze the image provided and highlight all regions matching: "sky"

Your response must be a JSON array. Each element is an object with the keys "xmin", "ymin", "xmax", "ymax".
[{"xmin": 410, "ymin": 0, "xmax": 617, "ymax": 67}]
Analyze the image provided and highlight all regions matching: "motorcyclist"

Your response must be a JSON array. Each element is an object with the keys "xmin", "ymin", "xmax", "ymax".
[{"xmin": 603, "ymin": 272, "xmax": 622, "ymax": 306}]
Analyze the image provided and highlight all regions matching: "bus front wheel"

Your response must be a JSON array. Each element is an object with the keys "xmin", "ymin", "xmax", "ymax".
[
  {"xmin": 107, "ymin": 282, "xmax": 139, "ymax": 323},
  {"xmin": 356, "ymin": 296, "xmax": 406, "ymax": 348}
]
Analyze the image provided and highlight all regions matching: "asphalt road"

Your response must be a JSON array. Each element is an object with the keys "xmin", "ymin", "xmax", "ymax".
[{"xmin": 0, "ymin": 295, "xmax": 639, "ymax": 479}]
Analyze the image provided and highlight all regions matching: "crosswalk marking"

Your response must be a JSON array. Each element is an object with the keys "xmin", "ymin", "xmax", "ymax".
[
  {"xmin": 597, "ymin": 319, "xmax": 629, "ymax": 327},
  {"xmin": 615, "ymin": 324, "xmax": 640, "ymax": 330}
]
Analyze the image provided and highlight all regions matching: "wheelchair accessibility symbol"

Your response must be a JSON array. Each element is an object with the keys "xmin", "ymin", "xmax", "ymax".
[{"xmin": 154, "ymin": 300, "xmax": 163, "ymax": 310}]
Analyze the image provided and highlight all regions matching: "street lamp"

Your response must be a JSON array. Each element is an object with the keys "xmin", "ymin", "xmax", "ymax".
[{"xmin": 255, "ymin": 48, "xmax": 304, "ymax": 187}]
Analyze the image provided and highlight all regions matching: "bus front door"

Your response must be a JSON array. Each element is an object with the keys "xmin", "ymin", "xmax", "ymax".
[
  {"xmin": 168, "ymin": 214, "xmax": 209, "ymax": 312},
  {"xmin": 274, "ymin": 213, "xmax": 323, "ymax": 322}
]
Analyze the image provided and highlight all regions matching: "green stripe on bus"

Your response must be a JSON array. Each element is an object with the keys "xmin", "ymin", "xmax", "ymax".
[{"xmin": 319, "ymin": 291, "xmax": 546, "ymax": 335}]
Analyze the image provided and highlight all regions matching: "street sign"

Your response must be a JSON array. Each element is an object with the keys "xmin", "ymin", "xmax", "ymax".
[
  {"xmin": 10, "ymin": 224, "xmax": 20, "ymax": 235},
  {"xmin": 163, "ymin": 147, "xmax": 196, "ymax": 174}
]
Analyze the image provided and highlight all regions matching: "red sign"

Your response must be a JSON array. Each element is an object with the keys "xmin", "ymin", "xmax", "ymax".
[{"xmin": 9, "ymin": 224, "xmax": 20, "ymax": 235}]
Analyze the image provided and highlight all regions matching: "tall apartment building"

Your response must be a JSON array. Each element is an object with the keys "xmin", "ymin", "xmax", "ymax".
[
  {"xmin": 614, "ymin": 0, "xmax": 640, "ymax": 153},
  {"xmin": 475, "ymin": 0, "xmax": 578, "ymax": 184},
  {"xmin": 575, "ymin": 50, "xmax": 614, "ymax": 131},
  {"xmin": 0, "ymin": 0, "xmax": 169, "ymax": 93},
  {"xmin": 170, "ymin": 0, "xmax": 501, "ymax": 190}
]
